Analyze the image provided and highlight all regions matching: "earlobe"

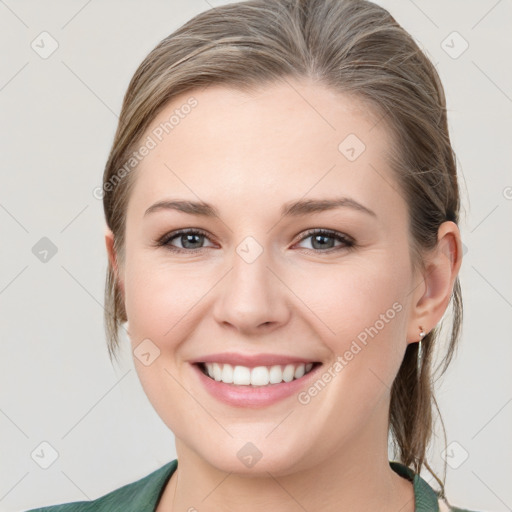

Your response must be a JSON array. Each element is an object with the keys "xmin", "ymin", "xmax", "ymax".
[
  {"xmin": 407, "ymin": 221, "xmax": 462, "ymax": 343},
  {"xmin": 105, "ymin": 227, "xmax": 117, "ymax": 273},
  {"xmin": 104, "ymin": 226, "xmax": 124, "ymax": 294}
]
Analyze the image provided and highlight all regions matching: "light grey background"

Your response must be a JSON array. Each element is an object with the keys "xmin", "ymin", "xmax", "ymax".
[{"xmin": 1, "ymin": 1, "xmax": 511, "ymax": 511}]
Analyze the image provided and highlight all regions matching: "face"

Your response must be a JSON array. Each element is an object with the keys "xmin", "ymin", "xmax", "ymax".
[{"xmin": 114, "ymin": 79, "xmax": 422, "ymax": 475}]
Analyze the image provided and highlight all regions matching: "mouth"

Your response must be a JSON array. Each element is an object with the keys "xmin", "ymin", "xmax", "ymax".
[{"xmin": 195, "ymin": 361, "xmax": 322, "ymax": 386}]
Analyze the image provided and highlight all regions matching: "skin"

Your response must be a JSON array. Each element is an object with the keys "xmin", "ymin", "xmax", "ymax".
[{"xmin": 105, "ymin": 78, "xmax": 462, "ymax": 511}]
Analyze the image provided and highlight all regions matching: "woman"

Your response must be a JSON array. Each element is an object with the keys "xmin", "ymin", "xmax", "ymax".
[{"xmin": 27, "ymin": 0, "xmax": 478, "ymax": 510}]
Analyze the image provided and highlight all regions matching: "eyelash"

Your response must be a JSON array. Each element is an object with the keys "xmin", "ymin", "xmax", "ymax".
[{"xmin": 155, "ymin": 228, "xmax": 355, "ymax": 255}]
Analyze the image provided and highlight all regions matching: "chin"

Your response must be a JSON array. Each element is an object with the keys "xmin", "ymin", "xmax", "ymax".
[{"xmin": 189, "ymin": 435, "xmax": 312, "ymax": 477}]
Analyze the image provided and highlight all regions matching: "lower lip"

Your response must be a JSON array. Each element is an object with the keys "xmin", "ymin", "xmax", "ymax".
[{"xmin": 191, "ymin": 363, "xmax": 322, "ymax": 408}]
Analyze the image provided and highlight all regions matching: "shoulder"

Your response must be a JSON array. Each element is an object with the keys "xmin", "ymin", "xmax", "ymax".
[
  {"xmin": 24, "ymin": 459, "xmax": 177, "ymax": 512},
  {"xmin": 390, "ymin": 461, "xmax": 484, "ymax": 512}
]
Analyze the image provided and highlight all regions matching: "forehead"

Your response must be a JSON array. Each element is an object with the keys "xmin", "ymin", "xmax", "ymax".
[{"xmin": 127, "ymin": 79, "xmax": 400, "ymax": 219}]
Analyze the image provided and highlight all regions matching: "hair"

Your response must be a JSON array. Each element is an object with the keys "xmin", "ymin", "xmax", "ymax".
[{"xmin": 101, "ymin": 0, "xmax": 462, "ymax": 500}]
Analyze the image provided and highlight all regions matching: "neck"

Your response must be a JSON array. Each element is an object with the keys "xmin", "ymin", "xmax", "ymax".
[{"xmin": 157, "ymin": 407, "xmax": 414, "ymax": 512}]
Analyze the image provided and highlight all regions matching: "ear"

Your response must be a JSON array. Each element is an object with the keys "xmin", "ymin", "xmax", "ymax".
[
  {"xmin": 105, "ymin": 226, "xmax": 125, "ymax": 296},
  {"xmin": 406, "ymin": 221, "xmax": 463, "ymax": 343}
]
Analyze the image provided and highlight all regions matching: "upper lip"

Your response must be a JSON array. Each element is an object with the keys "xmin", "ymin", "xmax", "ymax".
[{"xmin": 190, "ymin": 352, "xmax": 320, "ymax": 367}]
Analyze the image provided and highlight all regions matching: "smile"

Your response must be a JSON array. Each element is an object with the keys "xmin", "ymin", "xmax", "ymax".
[{"xmin": 198, "ymin": 362, "xmax": 317, "ymax": 386}]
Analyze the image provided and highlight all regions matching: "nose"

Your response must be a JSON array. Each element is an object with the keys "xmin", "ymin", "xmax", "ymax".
[{"xmin": 212, "ymin": 245, "xmax": 291, "ymax": 335}]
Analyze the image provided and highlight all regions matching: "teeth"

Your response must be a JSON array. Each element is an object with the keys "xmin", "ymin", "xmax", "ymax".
[
  {"xmin": 232, "ymin": 365, "xmax": 251, "ymax": 385},
  {"xmin": 221, "ymin": 363, "xmax": 234, "ymax": 383},
  {"xmin": 269, "ymin": 365, "xmax": 283, "ymax": 384},
  {"xmin": 212, "ymin": 363, "xmax": 222, "ymax": 381},
  {"xmin": 250, "ymin": 366, "xmax": 269, "ymax": 386},
  {"xmin": 202, "ymin": 362, "xmax": 316, "ymax": 386},
  {"xmin": 294, "ymin": 364, "xmax": 305, "ymax": 379},
  {"xmin": 282, "ymin": 364, "xmax": 295, "ymax": 382}
]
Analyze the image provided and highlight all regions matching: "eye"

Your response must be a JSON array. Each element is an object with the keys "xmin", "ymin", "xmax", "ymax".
[
  {"xmin": 157, "ymin": 228, "xmax": 216, "ymax": 252},
  {"xmin": 156, "ymin": 228, "xmax": 354, "ymax": 254},
  {"xmin": 294, "ymin": 228, "xmax": 354, "ymax": 252}
]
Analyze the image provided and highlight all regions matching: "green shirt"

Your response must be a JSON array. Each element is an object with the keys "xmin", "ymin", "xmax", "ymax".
[{"xmin": 25, "ymin": 459, "xmax": 478, "ymax": 512}]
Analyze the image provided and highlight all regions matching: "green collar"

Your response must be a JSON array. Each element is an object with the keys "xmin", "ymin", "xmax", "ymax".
[
  {"xmin": 390, "ymin": 461, "xmax": 440, "ymax": 511},
  {"xmin": 155, "ymin": 460, "xmax": 440, "ymax": 511}
]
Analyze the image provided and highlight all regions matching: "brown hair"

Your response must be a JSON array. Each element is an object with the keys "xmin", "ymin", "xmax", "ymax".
[{"xmin": 102, "ymin": 0, "xmax": 462, "ymax": 498}]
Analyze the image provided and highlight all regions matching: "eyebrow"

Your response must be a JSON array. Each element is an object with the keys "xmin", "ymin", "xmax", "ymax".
[{"xmin": 144, "ymin": 197, "xmax": 376, "ymax": 218}]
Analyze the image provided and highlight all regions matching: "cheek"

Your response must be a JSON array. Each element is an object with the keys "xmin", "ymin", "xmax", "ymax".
[
  {"xmin": 295, "ymin": 256, "xmax": 409, "ymax": 344},
  {"xmin": 121, "ymin": 255, "xmax": 210, "ymax": 434},
  {"xmin": 292, "ymin": 258, "xmax": 410, "ymax": 429},
  {"xmin": 292, "ymin": 257, "xmax": 411, "ymax": 408},
  {"xmin": 123, "ymin": 254, "xmax": 208, "ymax": 343},
  {"xmin": 124, "ymin": 246, "xmax": 411, "ymax": 361}
]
